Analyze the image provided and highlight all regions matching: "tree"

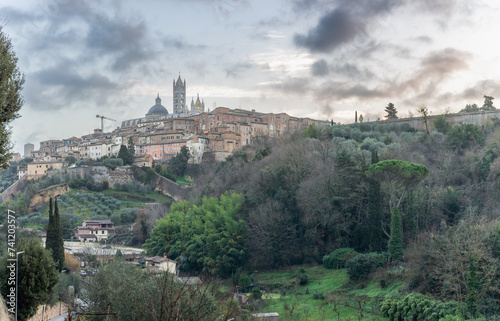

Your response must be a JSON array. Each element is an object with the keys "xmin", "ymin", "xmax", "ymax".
[
  {"xmin": 54, "ymin": 199, "xmax": 65, "ymax": 271},
  {"xmin": 0, "ymin": 27, "xmax": 24, "ymax": 169},
  {"xmin": 460, "ymin": 103, "xmax": 479, "ymax": 113},
  {"xmin": 446, "ymin": 124, "xmax": 484, "ymax": 151},
  {"xmin": 64, "ymin": 156, "xmax": 76, "ymax": 166},
  {"xmin": 388, "ymin": 208, "xmax": 403, "ymax": 261},
  {"xmin": 417, "ymin": 105, "xmax": 429, "ymax": 134},
  {"xmin": 144, "ymin": 192, "xmax": 246, "ymax": 277},
  {"xmin": 169, "ymin": 145, "xmax": 189, "ymax": 177},
  {"xmin": 366, "ymin": 159, "xmax": 429, "ymax": 211},
  {"xmin": 118, "ymin": 144, "xmax": 132, "ymax": 165},
  {"xmin": 433, "ymin": 115, "xmax": 451, "ymax": 134},
  {"xmin": 482, "ymin": 95, "xmax": 495, "ymax": 111},
  {"xmin": 0, "ymin": 238, "xmax": 58, "ymax": 320},
  {"xmin": 81, "ymin": 260, "xmax": 237, "ymax": 321},
  {"xmin": 46, "ymin": 198, "xmax": 64, "ymax": 271},
  {"xmin": 127, "ymin": 136, "xmax": 135, "ymax": 157},
  {"xmin": 384, "ymin": 103, "xmax": 398, "ymax": 120}
]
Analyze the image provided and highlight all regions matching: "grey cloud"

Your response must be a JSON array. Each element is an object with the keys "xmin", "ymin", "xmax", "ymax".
[
  {"xmin": 162, "ymin": 37, "xmax": 207, "ymax": 50},
  {"xmin": 27, "ymin": 60, "xmax": 121, "ymax": 110},
  {"xmin": 331, "ymin": 63, "xmax": 374, "ymax": 79},
  {"xmin": 306, "ymin": 48, "xmax": 469, "ymax": 105},
  {"xmin": 311, "ymin": 59, "xmax": 329, "ymax": 76},
  {"xmin": 294, "ymin": 9, "xmax": 364, "ymax": 53},
  {"xmin": 400, "ymin": 48, "xmax": 469, "ymax": 93},
  {"xmin": 462, "ymin": 80, "xmax": 500, "ymax": 100},
  {"xmin": 315, "ymin": 82, "xmax": 385, "ymax": 100},
  {"xmin": 268, "ymin": 78, "xmax": 311, "ymax": 95},
  {"xmin": 225, "ymin": 62, "xmax": 255, "ymax": 78},
  {"xmin": 413, "ymin": 36, "xmax": 433, "ymax": 44},
  {"xmin": 294, "ymin": 0, "xmax": 460, "ymax": 53}
]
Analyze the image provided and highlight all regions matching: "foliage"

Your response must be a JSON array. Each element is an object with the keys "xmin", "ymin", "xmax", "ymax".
[
  {"xmin": 345, "ymin": 252, "xmax": 388, "ymax": 280},
  {"xmin": 482, "ymin": 95, "xmax": 496, "ymax": 111},
  {"xmin": 169, "ymin": 145, "xmax": 190, "ymax": 177},
  {"xmin": 81, "ymin": 260, "xmax": 237, "ymax": 321},
  {"xmin": 385, "ymin": 102, "xmax": 398, "ymax": 119},
  {"xmin": 144, "ymin": 192, "xmax": 246, "ymax": 277},
  {"xmin": 0, "ymin": 27, "xmax": 24, "ymax": 169},
  {"xmin": 251, "ymin": 287, "xmax": 262, "ymax": 300},
  {"xmin": 296, "ymin": 267, "xmax": 309, "ymax": 285},
  {"xmin": 50, "ymin": 272, "xmax": 81, "ymax": 307},
  {"xmin": 64, "ymin": 156, "xmax": 76, "ymax": 165},
  {"xmin": 408, "ymin": 218, "xmax": 500, "ymax": 317},
  {"xmin": 102, "ymin": 157, "xmax": 123, "ymax": 170},
  {"xmin": 366, "ymin": 159, "xmax": 429, "ymax": 209},
  {"xmin": 433, "ymin": 115, "xmax": 451, "ymax": 134},
  {"xmin": 460, "ymin": 103, "xmax": 480, "ymax": 113},
  {"xmin": 46, "ymin": 198, "xmax": 65, "ymax": 271},
  {"xmin": 446, "ymin": 124, "xmax": 485, "ymax": 151},
  {"xmin": 323, "ymin": 248, "xmax": 359, "ymax": 269},
  {"xmin": 388, "ymin": 208, "xmax": 404, "ymax": 261},
  {"xmin": 118, "ymin": 144, "xmax": 133, "ymax": 165},
  {"xmin": 0, "ymin": 238, "xmax": 58, "ymax": 320},
  {"xmin": 381, "ymin": 293, "xmax": 461, "ymax": 321}
]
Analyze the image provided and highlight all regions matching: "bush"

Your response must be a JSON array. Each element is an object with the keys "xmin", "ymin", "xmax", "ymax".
[
  {"xmin": 381, "ymin": 293, "xmax": 461, "ymax": 321},
  {"xmin": 297, "ymin": 272, "xmax": 308, "ymax": 285},
  {"xmin": 323, "ymin": 248, "xmax": 359, "ymax": 269},
  {"xmin": 345, "ymin": 252, "xmax": 388, "ymax": 280},
  {"xmin": 250, "ymin": 287, "xmax": 262, "ymax": 300},
  {"xmin": 238, "ymin": 273, "xmax": 252, "ymax": 288}
]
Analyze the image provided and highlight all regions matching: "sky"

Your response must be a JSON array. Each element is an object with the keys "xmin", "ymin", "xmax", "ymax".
[{"xmin": 2, "ymin": 0, "xmax": 500, "ymax": 155}]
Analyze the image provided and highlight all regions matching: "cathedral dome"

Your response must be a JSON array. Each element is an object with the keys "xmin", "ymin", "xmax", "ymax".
[{"xmin": 147, "ymin": 94, "xmax": 168, "ymax": 116}]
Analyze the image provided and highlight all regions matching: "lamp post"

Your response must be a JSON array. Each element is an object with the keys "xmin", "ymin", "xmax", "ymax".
[{"xmin": 15, "ymin": 251, "xmax": 25, "ymax": 321}]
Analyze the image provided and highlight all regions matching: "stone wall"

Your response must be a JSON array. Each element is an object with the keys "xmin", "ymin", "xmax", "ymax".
[
  {"xmin": 26, "ymin": 302, "xmax": 68, "ymax": 321},
  {"xmin": 370, "ymin": 109, "xmax": 500, "ymax": 132},
  {"xmin": 151, "ymin": 171, "xmax": 189, "ymax": 202},
  {"xmin": 1, "ymin": 176, "xmax": 28, "ymax": 203},
  {"xmin": 47, "ymin": 166, "xmax": 135, "ymax": 188}
]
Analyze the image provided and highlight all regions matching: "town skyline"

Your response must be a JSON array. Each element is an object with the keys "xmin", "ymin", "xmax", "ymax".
[{"xmin": 3, "ymin": 0, "xmax": 500, "ymax": 155}]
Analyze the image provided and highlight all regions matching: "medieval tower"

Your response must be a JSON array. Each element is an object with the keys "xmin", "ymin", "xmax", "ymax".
[{"xmin": 173, "ymin": 75, "xmax": 187, "ymax": 114}]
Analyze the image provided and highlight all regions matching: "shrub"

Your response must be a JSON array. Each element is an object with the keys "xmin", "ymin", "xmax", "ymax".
[
  {"xmin": 345, "ymin": 252, "xmax": 388, "ymax": 280},
  {"xmin": 250, "ymin": 287, "xmax": 262, "ymax": 300},
  {"xmin": 297, "ymin": 272, "xmax": 308, "ymax": 285},
  {"xmin": 323, "ymin": 248, "xmax": 359, "ymax": 269},
  {"xmin": 238, "ymin": 273, "xmax": 252, "ymax": 288},
  {"xmin": 381, "ymin": 293, "xmax": 461, "ymax": 321}
]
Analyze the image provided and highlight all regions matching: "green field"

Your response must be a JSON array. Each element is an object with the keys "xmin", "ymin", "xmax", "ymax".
[{"xmin": 246, "ymin": 266, "xmax": 402, "ymax": 321}]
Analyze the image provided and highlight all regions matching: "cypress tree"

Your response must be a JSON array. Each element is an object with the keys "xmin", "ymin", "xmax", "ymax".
[
  {"xmin": 54, "ymin": 199, "xmax": 65, "ymax": 271},
  {"xmin": 45, "ymin": 197, "xmax": 56, "ymax": 255},
  {"xmin": 388, "ymin": 207, "xmax": 404, "ymax": 261}
]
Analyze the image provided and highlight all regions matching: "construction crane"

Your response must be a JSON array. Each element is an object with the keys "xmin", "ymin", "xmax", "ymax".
[{"xmin": 96, "ymin": 114, "xmax": 116, "ymax": 132}]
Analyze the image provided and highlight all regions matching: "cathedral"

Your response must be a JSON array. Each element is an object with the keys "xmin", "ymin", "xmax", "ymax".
[
  {"xmin": 145, "ymin": 74, "xmax": 205, "ymax": 120},
  {"xmin": 121, "ymin": 75, "xmax": 205, "ymax": 128}
]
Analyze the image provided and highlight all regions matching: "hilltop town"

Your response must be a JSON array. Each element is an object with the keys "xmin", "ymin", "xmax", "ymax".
[{"xmin": 16, "ymin": 75, "xmax": 329, "ymax": 180}]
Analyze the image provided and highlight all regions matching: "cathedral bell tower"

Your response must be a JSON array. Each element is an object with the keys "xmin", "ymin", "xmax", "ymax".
[{"xmin": 173, "ymin": 75, "xmax": 186, "ymax": 114}]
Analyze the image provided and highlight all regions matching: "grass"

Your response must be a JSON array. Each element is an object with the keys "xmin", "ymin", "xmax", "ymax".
[
  {"xmin": 246, "ymin": 265, "xmax": 402, "ymax": 321},
  {"xmin": 175, "ymin": 176, "xmax": 192, "ymax": 186}
]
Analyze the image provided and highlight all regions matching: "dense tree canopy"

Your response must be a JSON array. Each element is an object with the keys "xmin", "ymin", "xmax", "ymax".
[
  {"xmin": 366, "ymin": 159, "xmax": 429, "ymax": 210},
  {"xmin": 0, "ymin": 27, "xmax": 24, "ymax": 169},
  {"xmin": 144, "ymin": 192, "xmax": 246, "ymax": 277},
  {"xmin": 1, "ymin": 238, "xmax": 58, "ymax": 320}
]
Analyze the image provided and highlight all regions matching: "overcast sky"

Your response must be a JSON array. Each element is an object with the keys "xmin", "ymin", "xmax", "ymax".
[{"xmin": 2, "ymin": 0, "xmax": 500, "ymax": 154}]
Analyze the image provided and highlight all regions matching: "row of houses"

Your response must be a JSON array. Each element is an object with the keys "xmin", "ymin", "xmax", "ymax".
[{"xmin": 19, "ymin": 106, "xmax": 330, "ymax": 179}]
